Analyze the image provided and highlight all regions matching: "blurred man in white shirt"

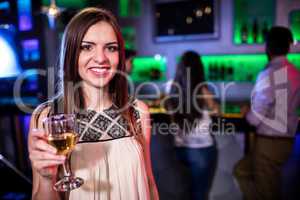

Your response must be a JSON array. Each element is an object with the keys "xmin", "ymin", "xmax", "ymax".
[{"xmin": 234, "ymin": 26, "xmax": 300, "ymax": 200}]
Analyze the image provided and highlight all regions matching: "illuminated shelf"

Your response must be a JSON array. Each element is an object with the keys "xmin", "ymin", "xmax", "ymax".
[
  {"xmin": 119, "ymin": 0, "xmax": 141, "ymax": 17},
  {"xmin": 132, "ymin": 53, "xmax": 300, "ymax": 83},
  {"xmin": 131, "ymin": 56, "xmax": 167, "ymax": 82},
  {"xmin": 42, "ymin": 0, "xmax": 87, "ymax": 8},
  {"xmin": 290, "ymin": 10, "xmax": 300, "ymax": 41},
  {"xmin": 201, "ymin": 53, "xmax": 300, "ymax": 82},
  {"xmin": 233, "ymin": 0, "xmax": 274, "ymax": 45}
]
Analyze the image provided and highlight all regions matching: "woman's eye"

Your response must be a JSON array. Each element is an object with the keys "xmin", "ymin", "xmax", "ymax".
[
  {"xmin": 80, "ymin": 44, "xmax": 92, "ymax": 51},
  {"xmin": 107, "ymin": 46, "xmax": 119, "ymax": 52}
]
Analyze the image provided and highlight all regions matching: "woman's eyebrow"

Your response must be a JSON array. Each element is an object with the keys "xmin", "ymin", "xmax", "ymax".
[
  {"xmin": 106, "ymin": 41, "xmax": 118, "ymax": 45},
  {"xmin": 81, "ymin": 41, "xmax": 118, "ymax": 46},
  {"xmin": 81, "ymin": 41, "xmax": 95, "ymax": 45}
]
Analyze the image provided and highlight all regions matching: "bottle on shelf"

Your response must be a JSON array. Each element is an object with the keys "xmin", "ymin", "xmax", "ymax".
[
  {"xmin": 262, "ymin": 21, "xmax": 269, "ymax": 42},
  {"xmin": 208, "ymin": 62, "xmax": 214, "ymax": 81},
  {"xmin": 252, "ymin": 18, "xmax": 258, "ymax": 43},
  {"xmin": 228, "ymin": 67, "xmax": 234, "ymax": 81},
  {"xmin": 220, "ymin": 62, "xmax": 225, "ymax": 81},
  {"xmin": 215, "ymin": 62, "xmax": 220, "ymax": 81},
  {"xmin": 237, "ymin": 62, "xmax": 244, "ymax": 81},
  {"xmin": 209, "ymin": 62, "xmax": 217, "ymax": 81},
  {"xmin": 241, "ymin": 22, "xmax": 248, "ymax": 43},
  {"xmin": 226, "ymin": 61, "xmax": 234, "ymax": 81}
]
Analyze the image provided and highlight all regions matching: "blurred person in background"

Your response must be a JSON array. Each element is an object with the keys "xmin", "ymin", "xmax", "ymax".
[
  {"xmin": 166, "ymin": 50, "xmax": 220, "ymax": 200},
  {"xmin": 125, "ymin": 48, "xmax": 136, "ymax": 74},
  {"xmin": 234, "ymin": 26, "xmax": 300, "ymax": 200}
]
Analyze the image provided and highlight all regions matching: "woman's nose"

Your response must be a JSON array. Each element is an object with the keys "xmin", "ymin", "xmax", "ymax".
[{"xmin": 93, "ymin": 48, "xmax": 107, "ymax": 63}]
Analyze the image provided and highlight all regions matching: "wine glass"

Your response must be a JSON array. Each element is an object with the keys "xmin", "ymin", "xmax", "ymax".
[{"xmin": 43, "ymin": 114, "xmax": 84, "ymax": 191}]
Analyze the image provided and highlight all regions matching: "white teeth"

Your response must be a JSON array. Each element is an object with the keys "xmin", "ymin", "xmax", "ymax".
[{"xmin": 90, "ymin": 68, "xmax": 108, "ymax": 73}]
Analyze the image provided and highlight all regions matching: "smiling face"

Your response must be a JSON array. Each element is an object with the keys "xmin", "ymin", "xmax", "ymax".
[{"xmin": 78, "ymin": 21, "xmax": 119, "ymax": 92}]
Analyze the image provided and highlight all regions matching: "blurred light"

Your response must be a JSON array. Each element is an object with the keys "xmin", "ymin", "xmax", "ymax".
[
  {"xmin": 195, "ymin": 9, "xmax": 203, "ymax": 17},
  {"xmin": 119, "ymin": 0, "xmax": 141, "ymax": 17},
  {"xmin": 168, "ymin": 28, "xmax": 174, "ymax": 35},
  {"xmin": 154, "ymin": 54, "xmax": 162, "ymax": 60},
  {"xmin": 186, "ymin": 16, "xmax": 193, "ymax": 24},
  {"xmin": 156, "ymin": 12, "xmax": 160, "ymax": 18},
  {"xmin": 130, "ymin": 56, "xmax": 167, "ymax": 82},
  {"xmin": 0, "ymin": 24, "xmax": 16, "ymax": 32},
  {"xmin": 21, "ymin": 39, "xmax": 40, "ymax": 61},
  {"xmin": 22, "ymin": 69, "xmax": 39, "ymax": 91},
  {"xmin": 293, "ymin": 40, "xmax": 298, "ymax": 46},
  {"xmin": 42, "ymin": 0, "xmax": 64, "ymax": 29},
  {"xmin": 48, "ymin": 4, "xmax": 60, "ymax": 17},
  {"xmin": 17, "ymin": 0, "xmax": 32, "ymax": 31},
  {"xmin": 0, "ymin": 36, "xmax": 21, "ymax": 78},
  {"xmin": 0, "ymin": 1, "xmax": 9, "ymax": 10},
  {"xmin": 204, "ymin": 6, "xmax": 212, "ymax": 14},
  {"xmin": 0, "ymin": 24, "xmax": 9, "ymax": 29}
]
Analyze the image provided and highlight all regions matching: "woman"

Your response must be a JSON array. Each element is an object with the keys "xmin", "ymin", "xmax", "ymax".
[
  {"xmin": 28, "ymin": 7, "xmax": 158, "ymax": 200},
  {"xmin": 167, "ymin": 51, "xmax": 219, "ymax": 200}
]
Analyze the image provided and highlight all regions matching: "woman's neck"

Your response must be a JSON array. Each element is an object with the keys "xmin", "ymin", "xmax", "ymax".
[{"xmin": 83, "ymin": 84, "xmax": 113, "ymax": 112}]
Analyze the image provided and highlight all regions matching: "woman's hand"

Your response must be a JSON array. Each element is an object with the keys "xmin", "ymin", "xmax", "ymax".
[
  {"xmin": 240, "ymin": 104, "xmax": 250, "ymax": 117},
  {"xmin": 28, "ymin": 129, "xmax": 65, "ymax": 179}
]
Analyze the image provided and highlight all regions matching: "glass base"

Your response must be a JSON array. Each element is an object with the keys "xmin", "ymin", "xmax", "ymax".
[{"xmin": 54, "ymin": 176, "xmax": 84, "ymax": 192}]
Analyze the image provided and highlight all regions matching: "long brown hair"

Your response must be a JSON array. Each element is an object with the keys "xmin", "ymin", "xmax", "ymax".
[
  {"xmin": 55, "ymin": 7, "xmax": 138, "ymax": 136},
  {"xmin": 168, "ymin": 51, "xmax": 206, "ymax": 130}
]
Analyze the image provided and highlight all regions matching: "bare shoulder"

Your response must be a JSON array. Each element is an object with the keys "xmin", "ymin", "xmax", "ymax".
[
  {"xmin": 134, "ymin": 99, "xmax": 151, "ymax": 138},
  {"xmin": 135, "ymin": 99, "xmax": 150, "ymax": 116}
]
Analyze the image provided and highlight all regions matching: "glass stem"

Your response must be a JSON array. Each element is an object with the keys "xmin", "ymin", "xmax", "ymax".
[{"xmin": 62, "ymin": 154, "xmax": 71, "ymax": 177}]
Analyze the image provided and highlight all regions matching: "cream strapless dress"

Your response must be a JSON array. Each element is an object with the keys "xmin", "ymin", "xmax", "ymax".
[{"xmin": 68, "ymin": 106, "xmax": 150, "ymax": 200}]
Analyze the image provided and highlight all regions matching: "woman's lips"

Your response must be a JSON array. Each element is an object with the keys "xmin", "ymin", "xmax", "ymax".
[{"xmin": 88, "ymin": 67, "xmax": 110, "ymax": 77}]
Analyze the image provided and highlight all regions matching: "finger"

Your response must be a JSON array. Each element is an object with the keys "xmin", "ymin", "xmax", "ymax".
[
  {"xmin": 30, "ymin": 128, "xmax": 46, "ymax": 139},
  {"xmin": 30, "ymin": 151, "xmax": 65, "ymax": 162},
  {"xmin": 29, "ymin": 129, "xmax": 47, "ymax": 149},
  {"xmin": 34, "ymin": 139, "xmax": 57, "ymax": 154},
  {"xmin": 38, "ymin": 166, "xmax": 58, "ymax": 178},
  {"xmin": 33, "ymin": 160, "xmax": 63, "ymax": 171}
]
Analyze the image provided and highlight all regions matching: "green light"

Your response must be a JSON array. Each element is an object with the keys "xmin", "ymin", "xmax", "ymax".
[
  {"xmin": 121, "ymin": 27, "xmax": 136, "ymax": 50},
  {"xmin": 130, "ymin": 56, "xmax": 167, "ymax": 82},
  {"xmin": 119, "ymin": 0, "xmax": 129, "ymax": 17},
  {"xmin": 234, "ymin": 24, "xmax": 242, "ymax": 44},
  {"xmin": 233, "ymin": 0, "xmax": 275, "ymax": 44},
  {"xmin": 225, "ymin": 104, "xmax": 241, "ymax": 114},
  {"xmin": 202, "ymin": 53, "xmax": 300, "ymax": 82},
  {"xmin": 42, "ymin": 0, "xmax": 87, "ymax": 8},
  {"xmin": 119, "ymin": 0, "xmax": 141, "ymax": 17},
  {"xmin": 290, "ymin": 10, "xmax": 300, "ymax": 41},
  {"xmin": 287, "ymin": 54, "xmax": 300, "ymax": 69}
]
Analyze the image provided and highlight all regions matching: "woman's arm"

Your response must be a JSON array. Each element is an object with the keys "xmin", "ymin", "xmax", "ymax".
[
  {"xmin": 28, "ymin": 106, "xmax": 65, "ymax": 200},
  {"xmin": 202, "ymin": 86, "xmax": 221, "ymax": 116},
  {"xmin": 136, "ymin": 100, "xmax": 159, "ymax": 200}
]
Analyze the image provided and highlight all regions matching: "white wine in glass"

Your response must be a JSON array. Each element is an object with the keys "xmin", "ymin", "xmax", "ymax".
[
  {"xmin": 43, "ymin": 114, "xmax": 83, "ymax": 191},
  {"xmin": 47, "ymin": 132, "xmax": 78, "ymax": 155}
]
